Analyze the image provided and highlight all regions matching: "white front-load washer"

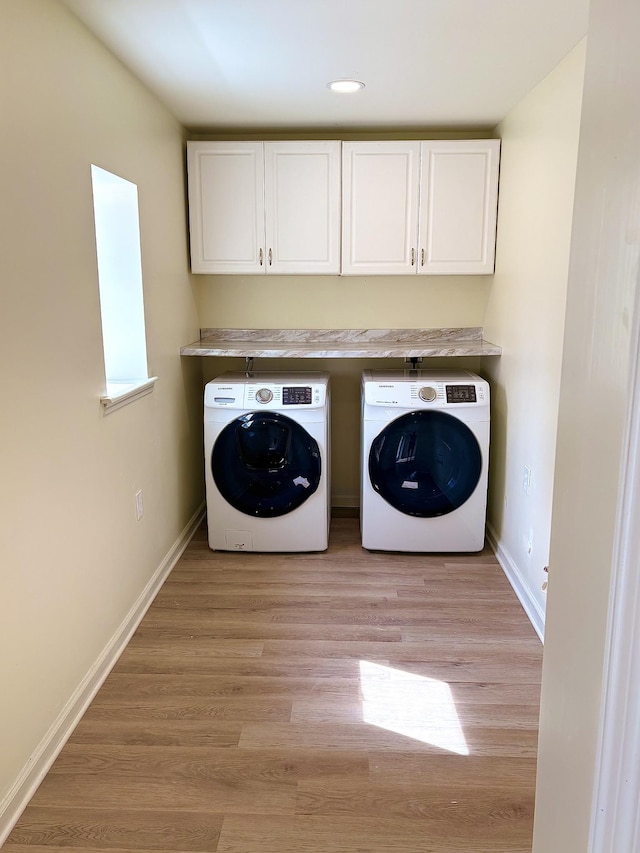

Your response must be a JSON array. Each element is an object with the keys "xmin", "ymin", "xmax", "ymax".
[
  {"xmin": 361, "ymin": 369, "xmax": 490, "ymax": 552},
  {"xmin": 204, "ymin": 372, "xmax": 330, "ymax": 552}
]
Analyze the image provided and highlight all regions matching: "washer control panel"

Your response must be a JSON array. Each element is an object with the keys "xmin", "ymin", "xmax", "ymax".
[
  {"xmin": 205, "ymin": 374, "xmax": 328, "ymax": 410},
  {"xmin": 252, "ymin": 386, "xmax": 315, "ymax": 405},
  {"xmin": 244, "ymin": 383, "xmax": 323, "ymax": 408}
]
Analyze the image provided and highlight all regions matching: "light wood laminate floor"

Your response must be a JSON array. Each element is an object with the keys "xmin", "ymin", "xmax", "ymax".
[{"xmin": 6, "ymin": 518, "xmax": 543, "ymax": 853}]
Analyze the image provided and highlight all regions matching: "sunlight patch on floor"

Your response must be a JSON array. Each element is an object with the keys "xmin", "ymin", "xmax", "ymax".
[{"xmin": 359, "ymin": 660, "xmax": 469, "ymax": 755}]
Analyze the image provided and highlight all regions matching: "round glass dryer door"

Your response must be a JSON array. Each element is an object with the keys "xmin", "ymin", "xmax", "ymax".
[
  {"xmin": 369, "ymin": 410, "xmax": 482, "ymax": 517},
  {"xmin": 212, "ymin": 412, "xmax": 321, "ymax": 518}
]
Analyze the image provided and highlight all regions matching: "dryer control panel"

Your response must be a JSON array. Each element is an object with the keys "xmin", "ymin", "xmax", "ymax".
[
  {"xmin": 446, "ymin": 384, "xmax": 477, "ymax": 403},
  {"xmin": 362, "ymin": 370, "xmax": 489, "ymax": 410}
]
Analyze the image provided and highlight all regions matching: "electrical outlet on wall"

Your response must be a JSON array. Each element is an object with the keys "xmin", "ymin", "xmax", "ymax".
[{"xmin": 135, "ymin": 489, "xmax": 144, "ymax": 521}]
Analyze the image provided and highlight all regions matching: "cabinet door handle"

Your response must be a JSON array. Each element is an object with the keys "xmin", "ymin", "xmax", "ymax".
[
  {"xmin": 411, "ymin": 248, "xmax": 415, "ymax": 266},
  {"xmin": 268, "ymin": 248, "xmax": 273, "ymax": 266},
  {"xmin": 259, "ymin": 248, "xmax": 263, "ymax": 266},
  {"xmin": 421, "ymin": 248, "xmax": 425, "ymax": 267}
]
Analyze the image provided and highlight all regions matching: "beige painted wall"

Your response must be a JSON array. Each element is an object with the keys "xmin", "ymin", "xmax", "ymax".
[
  {"xmin": 0, "ymin": 0, "xmax": 202, "ymax": 821},
  {"xmin": 482, "ymin": 42, "xmax": 586, "ymax": 631},
  {"xmin": 195, "ymin": 274, "xmax": 491, "ymax": 331},
  {"xmin": 534, "ymin": 0, "xmax": 640, "ymax": 844}
]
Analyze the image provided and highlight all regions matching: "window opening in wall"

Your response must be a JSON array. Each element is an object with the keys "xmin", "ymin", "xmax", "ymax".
[{"xmin": 90, "ymin": 165, "xmax": 157, "ymax": 413}]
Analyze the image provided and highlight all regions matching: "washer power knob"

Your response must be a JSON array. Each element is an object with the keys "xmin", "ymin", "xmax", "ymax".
[
  {"xmin": 419, "ymin": 386, "xmax": 437, "ymax": 403},
  {"xmin": 255, "ymin": 388, "xmax": 273, "ymax": 404}
]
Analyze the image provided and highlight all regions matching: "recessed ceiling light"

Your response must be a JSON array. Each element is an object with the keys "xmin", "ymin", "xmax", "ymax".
[{"xmin": 327, "ymin": 79, "xmax": 365, "ymax": 94}]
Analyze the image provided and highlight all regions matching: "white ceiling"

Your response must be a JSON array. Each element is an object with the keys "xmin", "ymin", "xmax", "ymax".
[{"xmin": 63, "ymin": 0, "xmax": 589, "ymax": 132}]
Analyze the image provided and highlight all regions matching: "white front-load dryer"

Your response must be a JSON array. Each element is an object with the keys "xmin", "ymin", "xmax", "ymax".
[
  {"xmin": 361, "ymin": 369, "xmax": 490, "ymax": 552},
  {"xmin": 204, "ymin": 372, "xmax": 330, "ymax": 552}
]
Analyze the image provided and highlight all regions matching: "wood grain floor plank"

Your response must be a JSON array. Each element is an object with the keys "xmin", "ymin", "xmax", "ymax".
[
  {"xmin": 115, "ymin": 649, "xmax": 364, "ymax": 678},
  {"xmin": 4, "ymin": 808, "xmax": 223, "ymax": 851},
  {"xmin": 149, "ymin": 580, "xmax": 403, "ymax": 597},
  {"xmin": 43, "ymin": 745, "xmax": 369, "ymax": 786},
  {"xmin": 257, "ymin": 637, "xmax": 538, "ymax": 657},
  {"xmin": 290, "ymin": 697, "xmax": 541, "ymax": 727},
  {"xmin": 93, "ymin": 672, "xmax": 362, "ymax": 700},
  {"xmin": 367, "ymin": 752, "xmax": 538, "ymax": 788},
  {"xmin": 3, "ymin": 847, "xmax": 215, "ymax": 853},
  {"xmin": 161, "ymin": 571, "xmax": 429, "ymax": 587},
  {"xmin": 68, "ymin": 718, "xmax": 244, "ymax": 747},
  {"xmin": 238, "ymin": 721, "xmax": 539, "ymax": 756},
  {"xmin": 84, "ymin": 697, "xmax": 293, "ymax": 722},
  {"xmin": 121, "ymin": 638, "xmax": 266, "ymax": 658},
  {"xmin": 215, "ymin": 814, "xmax": 534, "ymax": 853},
  {"xmin": 295, "ymin": 779, "xmax": 534, "ymax": 823},
  {"xmin": 31, "ymin": 771, "xmax": 297, "ymax": 815},
  {"xmin": 135, "ymin": 614, "xmax": 403, "ymax": 643}
]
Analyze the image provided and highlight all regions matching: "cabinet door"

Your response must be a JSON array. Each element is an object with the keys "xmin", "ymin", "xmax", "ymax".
[
  {"xmin": 264, "ymin": 142, "xmax": 341, "ymax": 275},
  {"xmin": 417, "ymin": 140, "xmax": 500, "ymax": 275},
  {"xmin": 341, "ymin": 142, "xmax": 421, "ymax": 275},
  {"xmin": 187, "ymin": 141, "xmax": 265, "ymax": 274}
]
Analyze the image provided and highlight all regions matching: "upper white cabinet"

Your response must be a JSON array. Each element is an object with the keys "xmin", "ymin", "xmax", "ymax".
[
  {"xmin": 418, "ymin": 140, "xmax": 500, "ymax": 274},
  {"xmin": 341, "ymin": 142, "xmax": 421, "ymax": 276},
  {"xmin": 265, "ymin": 142, "xmax": 341, "ymax": 274},
  {"xmin": 187, "ymin": 140, "xmax": 341, "ymax": 274},
  {"xmin": 187, "ymin": 142, "xmax": 264, "ymax": 274},
  {"xmin": 341, "ymin": 140, "xmax": 500, "ymax": 275}
]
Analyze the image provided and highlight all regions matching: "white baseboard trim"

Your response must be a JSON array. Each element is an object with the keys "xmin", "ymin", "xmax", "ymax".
[
  {"xmin": 486, "ymin": 522, "xmax": 546, "ymax": 643},
  {"xmin": 0, "ymin": 502, "xmax": 205, "ymax": 846}
]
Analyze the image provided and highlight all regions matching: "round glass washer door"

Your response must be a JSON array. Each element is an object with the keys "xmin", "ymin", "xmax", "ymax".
[
  {"xmin": 369, "ymin": 410, "xmax": 482, "ymax": 517},
  {"xmin": 212, "ymin": 412, "xmax": 321, "ymax": 518}
]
